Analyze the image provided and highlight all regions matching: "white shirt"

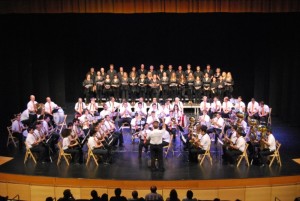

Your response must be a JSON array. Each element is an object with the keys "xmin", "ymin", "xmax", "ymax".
[
  {"xmin": 200, "ymin": 101, "xmax": 211, "ymax": 112},
  {"xmin": 100, "ymin": 109, "xmax": 111, "ymax": 119},
  {"xmin": 21, "ymin": 109, "xmax": 29, "ymax": 121},
  {"xmin": 258, "ymin": 105, "xmax": 270, "ymax": 116},
  {"xmin": 236, "ymin": 136, "xmax": 246, "ymax": 152},
  {"xmin": 104, "ymin": 120, "xmax": 115, "ymax": 131},
  {"xmin": 134, "ymin": 102, "xmax": 147, "ymax": 111},
  {"xmin": 172, "ymin": 101, "xmax": 183, "ymax": 113},
  {"xmin": 138, "ymin": 129, "xmax": 151, "ymax": 140},
  {"xmin": 79, "ymin": 114, "xmax": 93, "ymax": 123},
  {"xmin": 131, "ymin": 118, "xmax": 141, "ymax": 129},
  {"xmin": 147, "ymin": 106, "xmax": 160, "ymax": 116},
  {"xmin": 87, "ymin": 136, "xmax": 97, "ymax": 150},
  {"xmin": 199, "ymin": 114, "xmax": 210, "ymax": 126},
  {"xmin": 120, "ymin": 103, "xmax": 132, "ymax": 111},
  {"xmin": 12, "ymin": 120, "xmax": 24, "ymax": 133},
  {"xmin": 87, "ymin": 102, "xmax": 99, "ymax": 113},
  {"xmin": 74, "ymin": 102, "xmax": 86, "ymax": 112},
  {"xmin": 120, "ymin": 107, "xmax": 132, "ymax": 118},
  {"xmin": 25, "ymin": 133, "xmax": 36, "ymax": 148},
  {"xmin": 235, "ymin": 101, "xmax": 245, "ymax": 112},
  {"xmin": 106, "ymin": 101, "xmax": 120, "ymax": 113},
  {"xmin": 134, "ymin": 107, "xmax": 147, "ymax": 118},
  {"xmin": 41, "ymin": 120, "xmax": 49, "ymax": 136},
  {"xmin": 268, "ymin": 134, "xmax": 276, "ymax": 151},
  {"xmin": 222, "ymin": 101, "xmax": 233, "ymax": 112},
  {"xmin": 147, "ymin": 128, "xmax": 165, "ymax": 145},
  {"xmin": 212, "ymin": 117, "xmax": 224, "ymax": 129},
  {"xmin": 247, "ymin": 101, "xmax": 259, "ymax": 113},
  {"xmin": 159, "ymin": 107, "xmax": 170, "ymax": 118},
  {"xmin": 162, "ymin": 130, "xmax": 170, "ymax": 143},
  {"xmin": 199, "ymin": 133, "xmax": 211, "ymax": 150},
  {"xmin": 210, "ymin": 101, "xmax": 222, "ymax": 113},
  {"xmin": 146, "ymin": 116, "xmax": 159, "ymax": 128},
  {"xmin": 45, "ymin": 101, "xmax": 58, "ymax": 114},
  {"xmin": 27, "ymin": 100, "xmax": 37, "ymax": 113},
  {"xmin": 62, "ymin": 137, "xmax": 71, "ymax": 150},
  {"xmin": 230, "ymin": 131, "xmax": 237, "ymax": 144}
]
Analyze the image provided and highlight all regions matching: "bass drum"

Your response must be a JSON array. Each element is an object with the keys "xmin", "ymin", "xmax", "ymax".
[{"xmin": 53, "ymin": 108, "xmax": 65, "ymax": 124}]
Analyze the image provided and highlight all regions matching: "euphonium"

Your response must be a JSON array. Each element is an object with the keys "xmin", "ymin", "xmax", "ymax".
[{"xmin": 258, "ymin": 124, "xmax": 268, "ymax": 150}]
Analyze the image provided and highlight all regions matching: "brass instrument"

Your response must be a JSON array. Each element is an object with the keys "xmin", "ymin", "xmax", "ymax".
[
  {"xmin": 258, "ymin": 124, "xmax": 268, "ymax": 150},
  {"xmin": 188, "ymin": 116, "xmax": 196, "ymax": 134},
  {"xmin": 36, "ymin": 103, "xmax": 45, "ymax": 115}
]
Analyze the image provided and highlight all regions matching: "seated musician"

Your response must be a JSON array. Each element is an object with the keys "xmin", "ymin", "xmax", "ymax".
[
  {"xmin": 134, "ymin": 97, "xmax": 147, "ymax": 111},
  {"xmin": 25, "ymin": 126, "xmax": 49, "ymax": 163},
  {"xmin": 210, "ymin": 97, "xmax": 221, "ymax": 118},
  {"xmin": 104, "ymin": 115, "xmax": 123, "ymax": 148},
  {"xmin": 44, "ymin": 97, "xmax": 60, "ymax": 118},
  {"xmin": 172, "ymin": 97, "xmax": 184, "ymax": 113},
  {"xmin": 147, "ymin": 111, "xmax": 159, "ymax": 129},
  {"xmin": 138, "ymin": 123, "xmax": 151, "ymax": 158},
  {"xmin": 12, "ymin": 113, "xmax": 26, "ymax": 150},
  {"xmin": 99, "ymin": 103, "xmax": 111, "ymax": 119},
  {"xmin": 147, "ymin": 103, "xmax": 160, "ymax": 117},
  {"xmin": 87, "ymin": 128, "xmax": 110, "ymax": 164},
  {"xmin": 167, "ymin": 115, "xmax": 178, "ymax": 141},
  {"xmin": 118, "ymin": 101, "xmax": 132, "ymax": 130},
  {"xmin": 106, "ymin": 97, "xmax": 120, "ymax": 120},
  {"xmin": 41, "ymin": 115, "xmax": 59, "ymax": 153},
  {"xmin": 87, "ymin": 97, "xmax": 99, "ymax": 116},
  {"xmin": 222, "ymin": 125, "xmax": 238, "ymax": 159},
  {"xmin": 159, "ymin": 102, "xmax": 170, "ymax": 119},
  {"xmin": 234, "ymin": 96, "xmax": 245, "ymax": 113},
  {"xmin": 74, "ymin": 97, "xmax": 86, "ymax": 118},
  {"xmin": 258, "ymin": 101, "xmax": 270, "ymax": 124},
  {"xmin": 200, "ymin": 96, "xmax": 211, "ymax": 115},
  {"xmin": 247, "ymin": 98, "xmax": 259, "ymax": 120},
  {"xmin": 131, "ymin": 113, "xmax": 142, "ymax": 134},
  {"xmin": 258, "ymin": 128, "xmax": 276, "ymax": 167},
  {"xmin": 224, "ymin": 128, "xmax": 246, "ymax": 165},
  {"xmin": 188, "ymin": 125, "xmax": 211, "ymax": 163},
  {"xmin": 134, "ymin": 102, "xmax": 147, "ymax": 120},
  {"xmin": 221, "ymin": 97, "xmax": 233, "ymax": 118},
  {"xmin": 33, "ymin": 121, "xmax": 51, "ymax": 156},
  {"xmin": 207, "ymin": 112, "xmax": 224, "ymax": 143},
  {"xmin": 149, "ymin": 97, "xmax": 161, "ymax": 110},
  {"xmin": 61, "ymin": 128, "xmax": 81, "ymax": 165},
  {"xmin": 198, "ymin": 110, "xmax": 210, "ymax": 127},
  {"xmin": 79, "ymin": 109, "xmax": 93, "ymax": 125},
  {"xmin": 72, "ymin": 118, "xmax": 85, "ymax": 142}
]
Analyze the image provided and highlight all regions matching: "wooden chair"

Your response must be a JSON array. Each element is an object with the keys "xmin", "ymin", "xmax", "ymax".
[
  {"xmin": 163, "ymin": 134, "xmax": 174, "ymax": 158},
  {"xmin": 236, "ymin": 143, "xmax": 250, "ymax": 167},
  {"xmin": 56, "ymin": 114, "xmax": 67, "ymax": 134},
  {"xmin": 269, "ymin": 141, "xmax": 282, "ymax": 167},
  {"xmin": 268, "ymin": 108, "xmax": 272, "ymax": 126},
  {"xmin": 57, "ymin": 141, "xmax": 72, "ymax": 166},
  {"xmin": 24, "ymin": 142, "xmax": 37, "ymax": 164},
  {"xmin": 198, "ymin": 144, "xmax": 212, "ymax": 165},
  {"xmin": 6, "ymin": 126, "xmax": 18, "ymax": 148},
  {"xmin": 86, "ymin": 144, "xmax": 99, "ymax": 166}
]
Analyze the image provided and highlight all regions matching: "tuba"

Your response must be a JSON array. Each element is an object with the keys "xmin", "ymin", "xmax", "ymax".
[
  {"xmin": 36, "ymin": 103, "xmax": 45, "ymax": 115},
  {"xmin": 188, "ymin": 116, "xmax": 196, "ymax": 134},
  {"xmin": 258, "ymin": 124, "xmax": 268, "ymax": 150},
  {"xmin": 248, "ymin": 118, "xmax": 258, "ymax": 142}
]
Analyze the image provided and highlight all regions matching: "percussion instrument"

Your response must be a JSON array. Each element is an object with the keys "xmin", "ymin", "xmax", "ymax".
[{"xmin": 53, "ymin": 108, "xmax": 65, "ymax": 124}]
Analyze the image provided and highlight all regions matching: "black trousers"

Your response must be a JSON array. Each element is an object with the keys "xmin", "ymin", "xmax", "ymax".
[
  {"xmin": 189, "ymin": 147, "xmax": 205, "ymax": 162},
  {"xmin": 29, "ymin": 113, "xmax": 37, "ymax": 127},
  {"xmin": 64, "ymin": 147, "xmax": 81, "ymax": 163},
  {"xmin": 139, "ymin": 87, "xmax": 146, "ymax": 100},
  {"xmin": 12, "ymin": 132, "xmax": 24, "ymax": 150},
  {"xmin": 150, "ymin": 144, "xmax": 164, "ymax": 170},
  {"xmin": 225, "ymin": 149, "xmax": 242, "ymax": 164},
  {"xmin": 139, "ymin": 140, "xmax": 149, "ymax": 156},
  {"xmin": 194, "ymin": 89, "xmax": 202, "ymax": 103},
  {"xmin": 30, "ymin": 143, "xmax": 49, "ymax": 162},
  {"xmin": 259, "ymin": 148, "xmax": 275, "ymax": 165},
  {"xmin": 93, "ymin": 147, "xmax": 110, "ymax": 163}
]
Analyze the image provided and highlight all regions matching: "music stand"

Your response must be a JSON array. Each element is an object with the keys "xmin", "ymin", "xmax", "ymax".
[{"xmin": 176, "ymin": 125, "xmax": 187, "ymax": 159}]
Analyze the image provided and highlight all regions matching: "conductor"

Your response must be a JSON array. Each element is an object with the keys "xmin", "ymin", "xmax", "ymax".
[{"xmin": 147, "ymin": 118, "xmax": 166, "ymax": 172}]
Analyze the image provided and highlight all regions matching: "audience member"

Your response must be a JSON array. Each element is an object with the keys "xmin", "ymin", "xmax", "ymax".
[
  {"xmin": 128, "ymin": 190, "xmax": 139, "ymax": 201},
  {"xmin": 57, "ymin": 189, "xmax": 76, "ymax": 201},
  {"xmin": 182, "ymin": 190, "xmax": 197, "ymax": 201},
  {"xmin": 166, "ymin": 189, "xmax": 180, "ymax": 201},
  {"xmin": 101, "ymin": 193, "xmax": 109, "ymax": 201},
  {"xmin": 145, "ymin": 186, "xmax": 163, "ymax": 201},
  {"xmin": 110, "ymin": 188, "xmax": 127, "ymax": 201},
  {"xmin": 45, "ymin": 197, "xmax": 54, "ymax": 201},
  {"xmin": 90, "ymin": 189, "xmax": 101, "ymax": 201}
]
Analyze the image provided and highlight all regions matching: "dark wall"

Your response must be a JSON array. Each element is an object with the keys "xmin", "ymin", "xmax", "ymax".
[{"xmin": 0, "ymin": 13, "xmax": 299, "ymax": 129}]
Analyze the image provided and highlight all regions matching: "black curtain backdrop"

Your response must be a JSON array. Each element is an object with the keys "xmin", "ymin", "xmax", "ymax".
[{"xmin": 0, "ymin": 13, "xmax": 299, "ymax": 130}]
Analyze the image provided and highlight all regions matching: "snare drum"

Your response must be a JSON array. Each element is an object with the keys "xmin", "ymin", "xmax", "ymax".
[{"xmin": 53, "ymin": 108, "xmax": 64, "ymax": 124}]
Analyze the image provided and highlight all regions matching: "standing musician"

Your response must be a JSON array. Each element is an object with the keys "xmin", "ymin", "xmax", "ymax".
[
  {"xmin": 210, "ymin": 96, "xmax": 222, "ymax": 118},
  {"xmin": 172, "ymin": 97, "xmax": 184, "ymax": 113},
  {"xmin": 106, "ymin": 97, "xmax": 120, "ymax": 121},
  {"xmin": 160, "ymin": 72, "xmax": 169, "ymax": 101},
  {"xmin": 100, "ymin": 67, "xmax": 106, "ymax": 78},
  {"xmin": 258, "ymin": 128, "xmax": 276, "ymax": 167},
  {"xmin": 94, "ymin": 71, "xmax": 105, "ymax": 103},
  {"xmin": 222, "ymin": 97, "xmax": 233, "ymax": 118},
  {"xmin": 234, "ymin": 96, "xmax": 246, "ymax": 113},
  {"xmin": 74, "ymin": 98, "xmax": 86, "ymax": 118},
  {"xmin": 214, "ymin": 67, "xmax": 222, "ymax": 80},
  {"xmin": 258, "ymin": 101, "xmax": 270, "ymax": 124},
  {"xmin": 148, "ymin": 65, "xmax": 157, "ymax": 76},
  {"xmin": 129, "ymin": 72, "xmax": 139, "ymax": 105},
  {"xmin": 194, "ymin": 76, "xmax": 202, "ymax": 104},
  {"xmin": 25, "ymin": 126, "xmax": 49, "ymax": 163},
  {"xmin": 103, "ymin": 75, "xmax": 112, "ymax": 101},
  {"xmin": 87, "ymin": 97, "xmax": 99, "ymax": 116},
  {"xmin": 121, "ymin": 72, "xmax": 130, "ymax": 101},
  {"xmin": 224, "ymin": 128, "xmax": 246, "ymax": 165},
  {"xmin": 147, "ymin": 118, "xmax": 166, "ymax": 172},
  {"xmin": 145, "ymin": 72, "xmax": 153, "ymax": 101},
  {"xmin": 173, "ymin": 104, "xmax": 183, "ymax": 127},
  {"xmin": 187, "ymin": 73, "xmax": 195, "ymax": 104},
  {"xmin": 61, "ymin": 128, "xmax": 81, "ymax": 165},
  {"xmin": 27, "ymin": 95, "xmax": 38, "ymax": 126},
  {"xmin": 82, "ymin": 74, "xmax": 94, "ymax": 103},
  {"xmin": 149, "ymin": 74, "xmax": 160, "ymax": 101},
  {"xmin": 200, "ymin": 96, "xmax": 211, "ymax": 115},
  {"xmin": 169, "ymin": 72, "xmax": 178, "ymax": 101},
  {"xmin": 11, "ymin": 113, "xmax": 26, "ymax": 150},
  {"xmin": 202, "ymin": 73, "xmax": 211, "ymax": 98},
  {"xmin": 188, "ymin": 125, "xmax": 211, "ymax": 163},
  {"xmin": 111, "ymin": 74, "xmax": 121, "ymax": 102},
  {"xmin": 138, "ymin": 123, "xmax": 150, "ymax": 158},
  {"xmin": 138, "ymin": 74, "xmax": 148, "ymax": 100},
  {"xmin": 207, "ymin": 112, "xmax": 224, "ymax": 143},
  {"xmin": 247, "ymin": 98, "xmax": 259, "ymax": 120}
]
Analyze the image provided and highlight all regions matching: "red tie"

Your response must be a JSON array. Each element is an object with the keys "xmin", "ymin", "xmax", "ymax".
[
  {"xmin": 252, "ymin": 103, "xmax": 254, "ymax": 112},
  {"xmin": 262, "ymin": 106, "xmax": 265, "ymax": 116},
  {"xmin": 79, "ymin": 103, "xmax": 82, "ymax": 113},
  {"xmin": 204, "ymin": 102, "xmax": 206, "ymax": 110},
  {"xmin": 49, "ymin": 104, "xmax": 52, "ymax": 113}
]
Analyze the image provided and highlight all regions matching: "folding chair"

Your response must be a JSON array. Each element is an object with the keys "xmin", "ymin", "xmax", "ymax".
[
  {"xmin": 236, "ymin": 143, "xmax": 250, "ymax": 167},
  {"xmin": 7, "ymin": 126, "xmax": 18, "ymax": 148},
  {"xmin": 163, "ymin": 135, "xmax": 174, "ymax": 158},
  {"xmin": 198, "ymin": 144, "xmax": 212, "ymax": 165},
  {"xmin": 268, "ymin": 108, "xmax": 272, "ymax": 126},
  {"xmin": 86, "ymin": 144, "xmax": 99, "ymax": 166},
  {"xmin": 269, "ymin": 141, "xmax": 282, "ymax": 167},
  {"xmin": 57, "ymin": 141, "xmax": 72, "ymax": 166},
  {"xmin": 56, "ymin": 115, "xmax": 67, "ymax": 134},
  {"xmin": 24, "ymin": 142, "xmax": 37, "ymax": 164}
]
